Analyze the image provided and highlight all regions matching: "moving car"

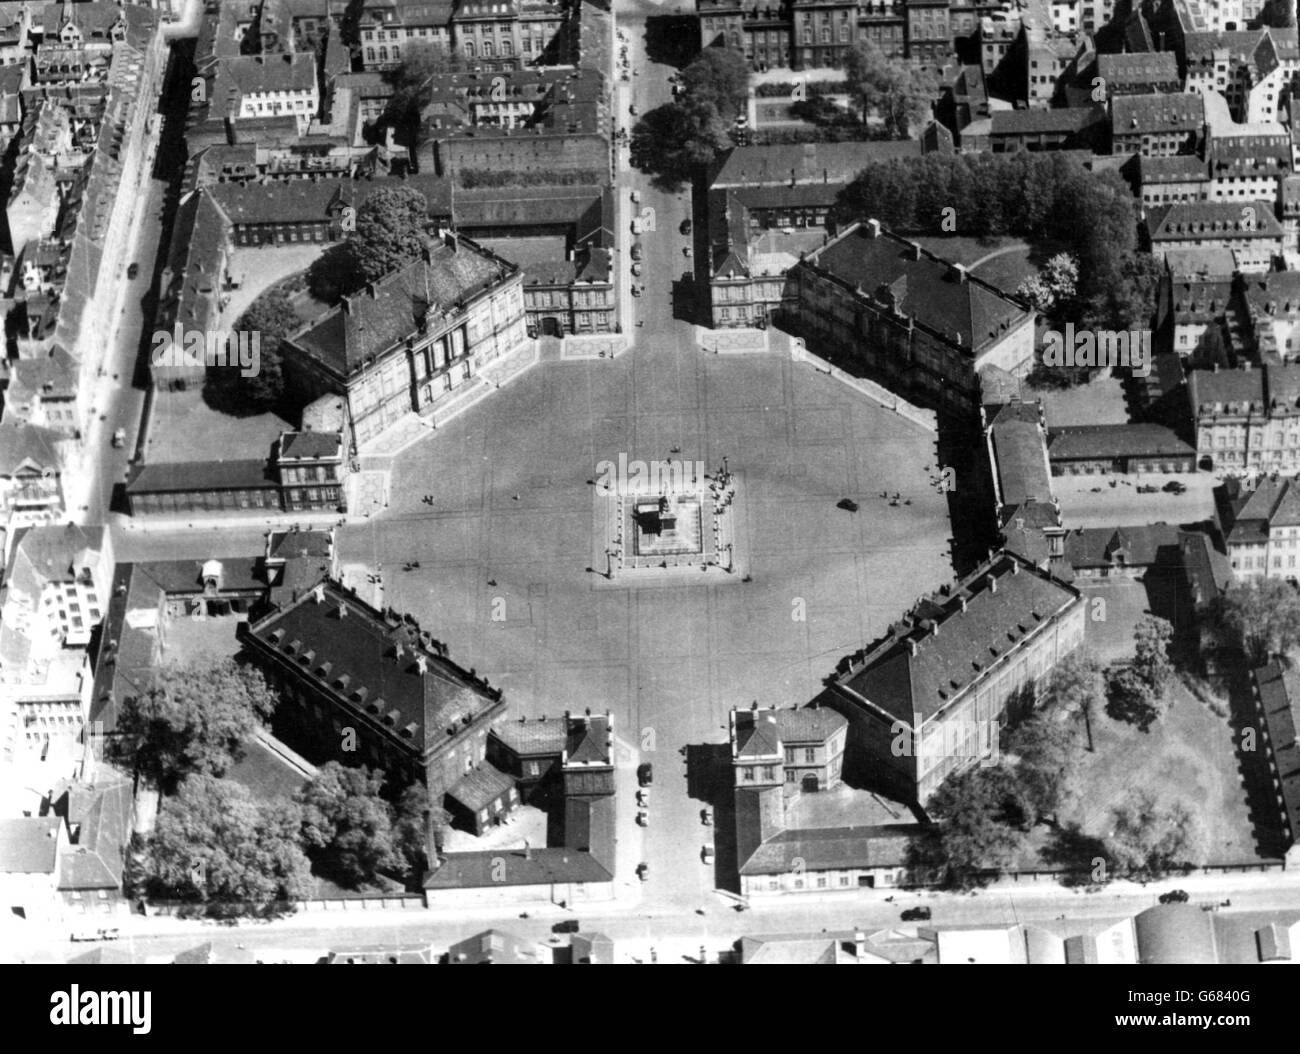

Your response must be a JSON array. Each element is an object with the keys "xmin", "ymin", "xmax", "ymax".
[
  {"xmin": 127, "ymin": 262, "xmax": 139, "ymax": 280},
  {"xmin": 900, "ymin": 906, "xmax": 931, "ymax": 921},
  {"xmin": 1158, "ymin": 889, "xmax": 1190, "ymax": 904},
  {"xmin": 70, "ymin": 926, "xmax": 121, "ymax": 942},
  {"xmin": 637, "ymin": 762, "xmax": 653, "ymax": 786}
]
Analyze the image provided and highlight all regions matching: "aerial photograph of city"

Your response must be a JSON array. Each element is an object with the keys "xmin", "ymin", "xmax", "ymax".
[{"xmin": 0, "ymin": 0, "xmax": 1296, "ymax": 1006}]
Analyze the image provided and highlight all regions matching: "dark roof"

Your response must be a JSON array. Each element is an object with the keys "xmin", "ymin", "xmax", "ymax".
[
  {"xmin": 1063, "ymin": 523, "xmax": 1181, "ymax": 570},
  {"xmin": 1223, "ymin": 475, "xmax": 1300, "ymax": 544},
  {"xmin": 1097, "ymin": 51, "xmax": 1179, "ymax": 86},
  {"xmin": 564, "ymin": 793, "xmax": 615, "ymax": 871},
  {"xmin": 710, "ymin": 141, "xmax": 922, "ymax": 188},
  {"xmin": 835, "ymin": 553, "xmax": 1081, "ymax": 723},
  {"xmin": 246, "ymin": 580, "xmax": 502, "ymax": 760},
  {"xmin": 801, "ymin": 222, "xmax": 1030, "ymax": 355},
  {"xmin": 447, "ymin": 762, "xmax": 514, "ymax": 811},
  {"xmin": 288, "ymin": 236, "xmax": 514, "ymax": 377},
  {"xmin": 1113, "ymin": 92, "xmax": 1203, "ymax": 136},
  {"xmin": 988, "ymin": 399, "xmax": 1054, "ymax": 511},
  {"xmin": 1047, "ymin": 423, "xmax": 1194, "ymax": 461},
  {"xmin": 1146, "ymin": 200, "xmax": 1284, "ymax": 240},
  {"xmin": 88, "ymin": 563, "xmax": 164, "ymax": 735},
  {"xmin": 279, "ymin": 431, "xmax": 341, "ymax": 460},
  {"xmin": 775, "ymin": 706, "xmax": 847, "ymax": 744},
  {"xmin": 1254, "ymin": 661, "xmax": 1300, "ymax": 845},
  {"xmin": 126, "ymin": 459, "xmax": 277, "ymax": 494},
  {"xmin": 991, "ymin": 106, "xmax": 1106, "ymax": 136}
]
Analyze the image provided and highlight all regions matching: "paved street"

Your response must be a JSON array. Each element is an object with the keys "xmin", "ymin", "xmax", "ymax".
[
  {"xmin": 8, "ymin": 867, "xmax": 1300, "ymax": 964},
  {"xmin": 330, "ymin": 6, "xmax": 955, "ymax": 913}
]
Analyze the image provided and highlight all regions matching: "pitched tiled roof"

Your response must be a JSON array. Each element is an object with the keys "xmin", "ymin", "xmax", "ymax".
[
  {"xmin": 775, "ymin": 706, "xmax": 847, "ymax": 744},
  {"xmin": 565, "ymin": 715, "xmax": 610, "ymax": 765},
  {"xmin": 1112, "ymin": 92, "xmax": 1204, "ymax": 134},
  {"xmin": 801, "ymin": 222, "xmax": 1031, "ymax": 355},
  {"xmin": 1047, "ymin": 423, "xmax": 1194, "ymax": 461},
  {"xmin": 288, "ymin": 236, "xmax": 515, "ymax": 377},
  {"xmin": 489, "ymin": 716, "xmax": 568, "ymax": 757},
  {"xmin": 738, "ymin": 822, "xmax": 914, "ymax": 876},
  {"xmin": 1063, "ymin": 523, "xmax": 1180, "ymax": 571},
  {"xmin": 56, "ymin": 781, "xmax": 132, "ymax": 891},
  {"xmin": 1097, "ymin": 50, "xmax": 1179, "ymax": 87},
  {"xmin": 246, "ymin": 579, "xmax": 502, "ymax": 760},
  {"xmin": 125, "ymin": 459, "xmax": 277, "ymax": 494},
  {"xmin": 1255, "ymin": 661, "xmax": 1300, "ymax": 847},
  {"xmin": 834, "ymin": 553, "xmax": 1081, "ymax": 723},
  {"xmin": 1223, "ymin": 475, "xmax": 1300, "ymax": 543},
  {"xmin": 447, "ymin": 761, "xmax": 514, "ymax": 811},
  {"xmin": 710, "ymin": 141, "xmax": 922, "ymax": 189},
  {"xmin": 1146, "ymin": 200, "xmax": 1284, "ymax": 240}
]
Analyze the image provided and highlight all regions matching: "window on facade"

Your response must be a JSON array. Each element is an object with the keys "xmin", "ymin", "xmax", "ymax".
[{"xmin": 483, "ymin": 40, "xmax": 494, "ymax": 56}]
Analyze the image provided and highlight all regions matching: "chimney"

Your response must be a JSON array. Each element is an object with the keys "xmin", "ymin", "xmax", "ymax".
[
  {"xmin": 907, "ymin": 637, "xmax": 918, "ymax": 656},
  {"xmin": 312, "ymin": 584, "xmax": 325, "ymax": 603},
  {"xmin": 337, "ymin": 603, "xmax": 347, "ymax": 618},
  {"xmin": 867, "ymin": 218, "xmax": 881, "ymax": 238},
  {"xmin": 959, "ymin": 595, "xmax": 968, "ymax": 612},
  {"xmin": 1011, "ymin": 560, "xmax": 1020, "ymax": 574},
  {"xmin": 989, "ymin": 574, "xmax": 998, "ymax": 593}
]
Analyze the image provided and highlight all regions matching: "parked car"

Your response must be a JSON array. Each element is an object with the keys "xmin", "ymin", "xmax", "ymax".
[
  {"xmin": 679, "ymin": 219, "xmax": 692, "ymax": 235},
  {"xmin": 631, "ymin": 262, "xmax": 643, "ymax": 276},
  {"xmin": 900, "ymin": 906, "xmax": 931, "ymax": 921},
  {"xmin": 629, "ymin": 103, "xmax": 638, "ymax": 116},
  {"xmin": 631, "ymin": 285, "xmax": 642, "ymax": 297},
  {"xmin": 112, "ymin": 427, "xmax": 126, "ymax": 448},
  {"xmin": 700, "ymin": 807, "xmax": 712, "ymax": 826},
  {"xmin": 552, "ymin": 919, "xmax": 581, "ymax": 934},
  {"xmin": 630, "ymin": 243, "xmax": 643, "ymax": 261},
  {"xmin": 630, "ymin": 189, "xmax": 641, "ymax": 204},
  {"xmin": 637, "ymin": 762, "xmax": 653, "ymax": 786},
  {"xmin": 1159, "ymin": 889, "xmax": 1190, "ymax": 904},
  {"xmin": 636, "ymin": 862, "xmax": 648, "ymax": 881},
  {"xmin": 636, "ymin": 788, "xmax": 650, "ymax": 807},
  {"xmin": 701, "ymin": 844, "xmax": 715, "ymax": 864},
  {"xmin": 636, "ymin": 810, "xmax": 648, "ymax": 826},
  {"xmin": 837, "ymin": 498, "xmax": 859, "ymax": 512},
  {"xmin": 1137, "ymin": 484, "xmax": 1158, "ymax": 494},
  {"xmin": 1163, "ymin": 480, "xmax": 1187, "ymax": 494},
  {"xmin": 682, "ymin": 245, "xmax": 692, "ymax": 257},
  {"xmin": 127, "ymin": 262, "xmax": 139, "ymax": 280}
]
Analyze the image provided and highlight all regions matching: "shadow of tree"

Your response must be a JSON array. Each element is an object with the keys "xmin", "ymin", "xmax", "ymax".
[{"xmin": 1040, "ymin": 823, "xmax": 1108, "ymax": 886}]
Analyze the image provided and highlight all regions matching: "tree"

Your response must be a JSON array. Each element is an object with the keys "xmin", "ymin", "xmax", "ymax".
[
  {"xmin": 1132, "ymin": 615, "xmax": 1175, "ymax": 696},
  {"xmin": 110, "ymin": 661, "xmax": 277, "ymax": 794},
  {"xmin": 139, "ymin": 775, "xmax": 311, "ymax": 912},
  {"xmin": 1218, "ymin": 577, "xmax": 1300, "ymax": 663},
  {"xmin": 347, "ymin": 186, "xmax": 439, "ymax": 286},
  {"xmin": 1019, "ymin": 252, "xmax": 1080, "ymax": 317},
  {"xmin": 393, "ymin": 782, "xmax": 447, "ymax": 877},
  {"xmin": 1105, "ymin": 790, "xmax": 1207, "ymax": 879},
  {"xmin": 841, "ymin": 42, "xmax": 933, "ymax": 139},
  {"xmin": 1006, "ymin": 711, "xmax": 1081, "ymax": 825},
  {"xmin": 1038, "ymin": 650, "xmax": 1105, "ymax": 750},
  {"xmin": 381, "ymin": 41, "xmax": 466, "ymax": 148},
  {"xmin": 296, "ymin": 762, "xmax": 402, "ymax": 887},
  {"xmin": 679, "ymin": 46, "xmax": 750, "ymax": 121},
  {"xmin": 630, "ymin": 96, "xmax": 731, "ymax": 190},
  {"xmin": 925, "ymin": 764, "xmax": 1032, "ymax": 887},
  {"xmin": 1107, "ymin": 663, "xmax": 1163, "ymax": 732},
  {"xmin": 204, "ymin": 289, "xmax": 297, "ymax": 414}
]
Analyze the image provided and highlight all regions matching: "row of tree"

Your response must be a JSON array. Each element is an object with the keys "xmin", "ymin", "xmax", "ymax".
[
  {"xmin": 630, "ymin": 48, "xmax": 750, "ymax": 189},
  {"xmin": 923, "ymin": 631, "xmax": 1204, "ymax": 888},
  {"xmin": 833, "ymin": 151, "xmax": 1163, "ymax": 334},
  {"xmin": 113, "ymin": 661, "xmax": 438, "ymax": 912}
]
